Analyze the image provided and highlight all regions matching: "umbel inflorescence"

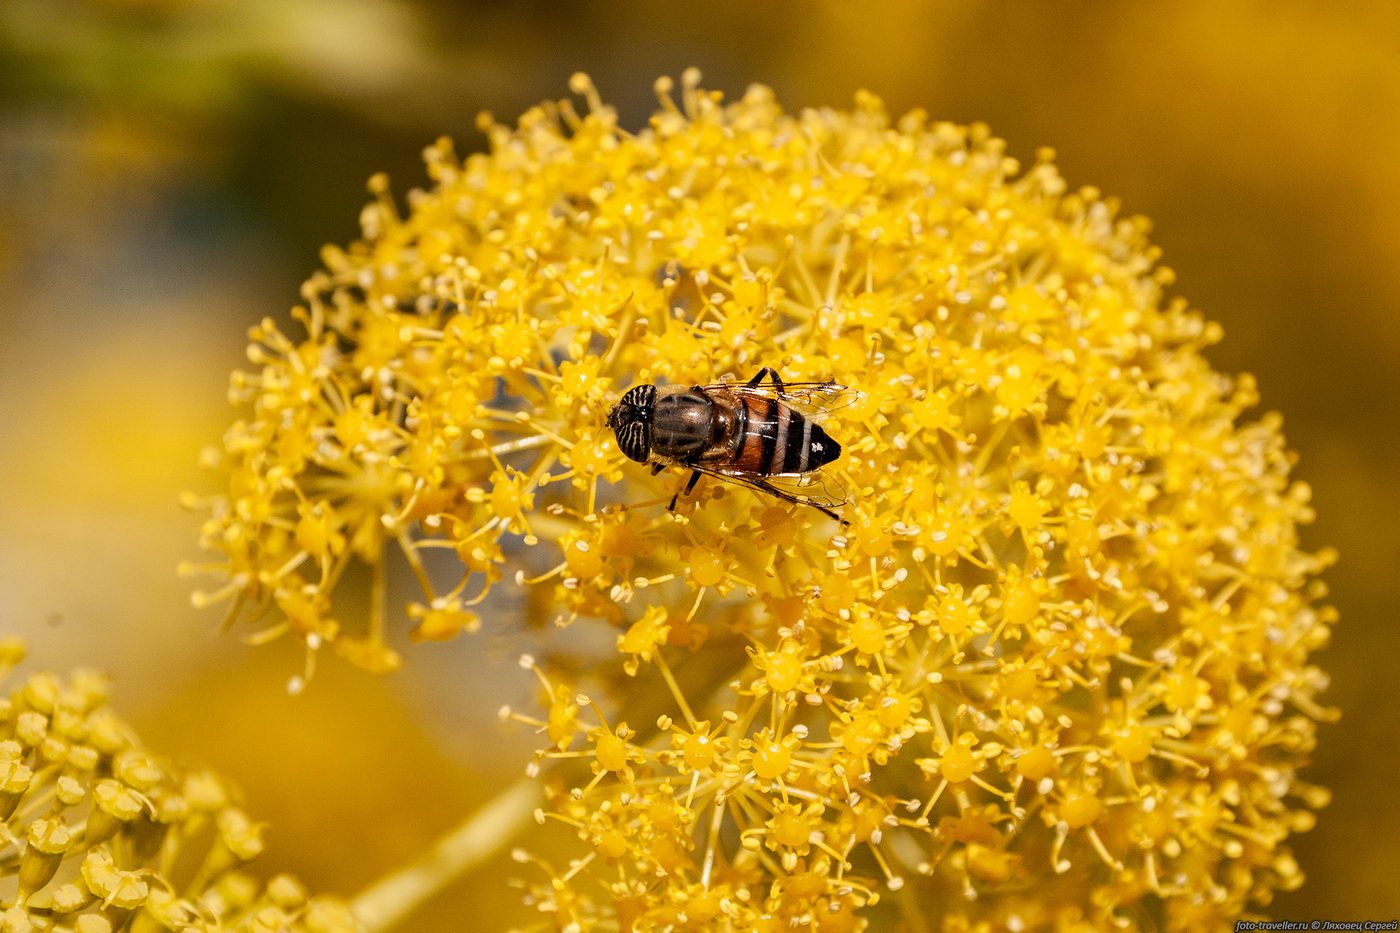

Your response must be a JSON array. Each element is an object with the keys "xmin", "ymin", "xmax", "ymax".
[
  {"xmin": 189, "ymin": 71, "xmax": 1336, "ymax": 930},
  {"xmin": 0, "ymin": 640, "xmax": 360, "ymax": 932}
]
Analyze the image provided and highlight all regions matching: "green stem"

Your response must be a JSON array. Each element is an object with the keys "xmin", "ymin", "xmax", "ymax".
[{"xmin": 350, "ymin": 776, "xmax": 541, "ymax": 931}]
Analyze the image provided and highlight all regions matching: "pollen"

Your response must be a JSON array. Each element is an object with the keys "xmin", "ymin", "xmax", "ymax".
[
  {"xmin": 686, "ymin": 547, "xmax": 727, "ymax": 588},
  {"xmin": 1059, "ymin": 791, "xmax": 1104, "ymax": 830},
  {"xmin": 937, "ymin": 744, "xmax": 978, "ymax": 784},
  {"xmin": 1016, "ymin": 745, "xmax": 1058, "ymax": 782},
  {"xmin": 749, "ymin": 731, "xmax": 795, "ymax": 782},
  {"xmin": 593, "ymin": 730, "xmax": 629, "ymax": 774},
  {"xmin": 674, "ymin": 724, "xmax": 722, "ymax": 772}
]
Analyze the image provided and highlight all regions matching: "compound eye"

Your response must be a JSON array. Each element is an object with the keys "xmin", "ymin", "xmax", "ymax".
[
  {"xmin": 621, "ymin": 384, "xmax": 657, "ymax": 409},
  {"xmin": 614, "ymin": 421, "xmax": 650, "ymax": 462}
]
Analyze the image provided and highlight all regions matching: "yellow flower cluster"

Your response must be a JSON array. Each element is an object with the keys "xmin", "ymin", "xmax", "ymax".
[
  {"xmin": 0, "ymin": 639, "xmax": 359, "ymax": 932},
  {"xmin": 190, "ymin": 71, "xmax": 1336, "ymax": 929}
]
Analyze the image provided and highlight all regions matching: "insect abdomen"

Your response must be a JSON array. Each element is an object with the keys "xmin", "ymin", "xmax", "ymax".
[{"xmin": 734, "ymin": 397, "xmax": 841, "ymax": 475}]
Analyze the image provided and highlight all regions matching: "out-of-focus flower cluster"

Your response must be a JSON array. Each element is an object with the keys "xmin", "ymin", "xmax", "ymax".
[
  {"xmin": 189, "ymin": 71, "xmax": 1336, "ymax": 930},
  {"xmin": 0, "ymin": 638, "xmax": 359, "ymax": 932}
]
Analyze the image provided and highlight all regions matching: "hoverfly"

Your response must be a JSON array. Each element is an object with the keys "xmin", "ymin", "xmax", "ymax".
[{"xmin": 606, "ymin": 368, "xmax": 858, "ymax": 524}]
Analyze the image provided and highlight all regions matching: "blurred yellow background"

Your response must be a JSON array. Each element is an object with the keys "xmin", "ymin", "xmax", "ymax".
[{"xmin": 2, "ymin": 0, "xmax": 1395, "ymax": 926}]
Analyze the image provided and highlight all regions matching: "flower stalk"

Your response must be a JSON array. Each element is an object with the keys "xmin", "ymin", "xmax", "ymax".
[{"xmin": 350, "ymin": 777, "xmax": 541, "ymax": 932}]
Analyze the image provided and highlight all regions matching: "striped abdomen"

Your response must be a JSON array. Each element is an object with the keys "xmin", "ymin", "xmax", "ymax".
[{"xmin": 732, "ymin": 396, "xmax": 841, "ymax": 475}]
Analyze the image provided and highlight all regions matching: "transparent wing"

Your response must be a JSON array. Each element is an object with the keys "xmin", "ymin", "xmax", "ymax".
[
  {"xmin": 697, "ymin": 380, "xmax": 864, "ymax": 419},
  {"xmin": 702, "ymin": 465, "xmax": 850, "ymax": 510}
]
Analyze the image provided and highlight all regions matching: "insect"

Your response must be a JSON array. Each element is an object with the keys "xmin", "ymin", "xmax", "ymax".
[{"xmin": 606, "ymin": 368, "xmax": 857, "ymax": 524}]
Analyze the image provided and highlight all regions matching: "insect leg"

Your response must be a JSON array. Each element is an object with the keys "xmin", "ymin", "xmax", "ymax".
[
  {"xmin": 745, "ymin": 367, "xmax": 785, "ymax": 394},
  {"xmin": 668, "ymin": 470, "xmax": 703, "ymax": 512},
  {"xmin": 650, "ymin": 462, "xmax": 666, "ymax": 476}
]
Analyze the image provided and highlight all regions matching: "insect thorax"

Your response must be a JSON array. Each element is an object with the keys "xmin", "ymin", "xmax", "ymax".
[{"xmin": 650, "ymin": 388, "xmax": 717, "ymax": 460}]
